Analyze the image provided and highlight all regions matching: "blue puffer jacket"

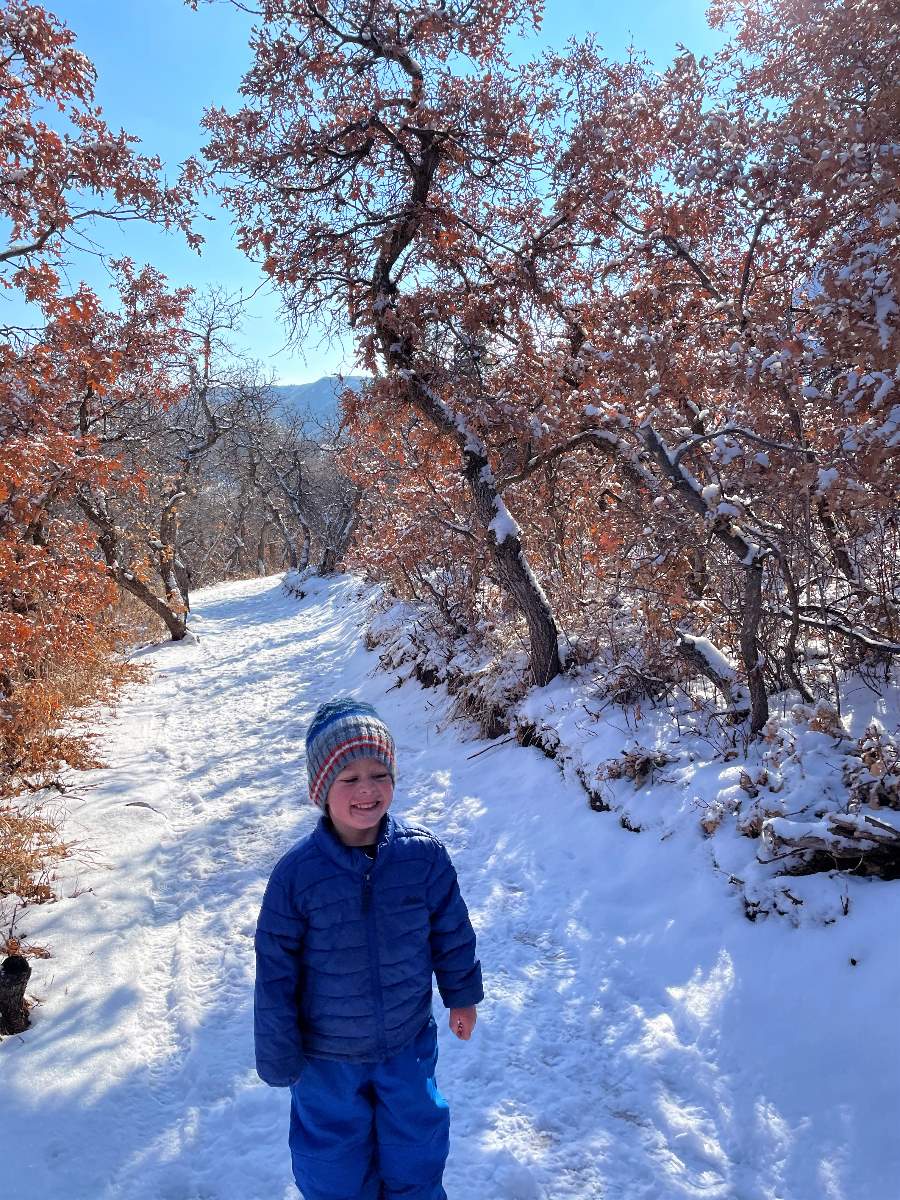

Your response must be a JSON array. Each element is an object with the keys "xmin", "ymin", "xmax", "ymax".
[{"xmin": 254, "ymin": 814, "xmax": 483, "ymax": 1086}]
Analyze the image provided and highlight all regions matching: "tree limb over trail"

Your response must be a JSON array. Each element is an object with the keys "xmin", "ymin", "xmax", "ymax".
[{"xmin": 200, "ymin": 0, "xmax": 900, "ymax": 725}]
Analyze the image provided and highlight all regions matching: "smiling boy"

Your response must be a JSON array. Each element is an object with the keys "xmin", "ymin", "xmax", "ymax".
[{"xmin": 254, "ymin": 697, "xmax": 482, "ymax": 1200}]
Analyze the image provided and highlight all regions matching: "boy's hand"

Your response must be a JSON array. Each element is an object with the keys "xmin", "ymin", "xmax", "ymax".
[{"xmin": 449, "ymin": 1005, "xmax": 477, "ymax": 1041}]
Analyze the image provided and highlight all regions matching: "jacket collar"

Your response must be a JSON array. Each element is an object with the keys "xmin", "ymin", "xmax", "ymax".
[{"xmin": 313, "ymin": 812, "xmax": 396, "ymax": 874}]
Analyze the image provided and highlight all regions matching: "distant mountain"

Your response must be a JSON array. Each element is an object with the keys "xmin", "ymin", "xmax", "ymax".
[{"xmin": 271, "ymin": 376, "xmax": 367, "ymax": 424}]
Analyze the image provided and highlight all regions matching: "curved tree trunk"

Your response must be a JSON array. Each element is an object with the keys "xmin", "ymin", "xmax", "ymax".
[
  {"xmin": 365, "ymin": 116, "xmax": 563, "ymax": 688},
  {"xmin": 639, "ymin": 423, "xmax": 769, "ymax": 730},
  {"xmin": 675, "ymin": 630, "xmax": 750, "ymax": 719},
  {"xmin": 77, "ymin": 493, "xmax": 189, "ymax": 640},
  {"xmin": 461, "ymin": 436, "xmax": 562, "ymax": 687},
  {"xmin": 117, "ymin": 568, "xmax": 188, "ymax": 641}
]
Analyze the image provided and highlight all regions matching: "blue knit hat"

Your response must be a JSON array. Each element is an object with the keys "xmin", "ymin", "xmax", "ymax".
[{"xmin": 305, "ymin": 698, "xmax": 396, "ymax": 809}]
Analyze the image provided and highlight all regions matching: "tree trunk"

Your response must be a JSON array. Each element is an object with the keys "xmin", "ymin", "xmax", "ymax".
[
  {"xmin": 675, "ymin": 630, "xmax": 749, "ymax": 719},
  {"xmin": 76, "ymin": 494, "xmax": 189, "ymax": 640},
  {"xmin": 365, "ymin": 120, "xmax": 563, "ymax": 688},
  {"xmin": 281, "ymin": 532, "xmax": 299, "ymax": 571},
  {"xmin": 463, "ymin": 446, "xmax": 562, "ymax": 687},
  {"xmin": 261, "ymin": 497, "xmax": 299, "ymax": 571},
  {"xmin": 118, "ymin": 568, "xmax": 188, "ymax": 640},
  {"xmin": 318, "ymin": 544, "xmax": 338, "ymax": 575},
  {"xmin": 173, "ymin": 555, "xmax": 192, "ymax": 611},
  {"xmin": 298, "ymin": 525, "xmax": 311, "ymax": 571},
  {"xmin": 640, "ymin": 423, "xmax": 771, "ymax": 731},
  {"xmin": 740, "ymin": 563, "xmax": 769, "ymax": 734},
  {"xmin": 778, "ymin": 551, "xmax": 814, "ymax": 702},
  {"xmin": 158, "ymin": 497, "xmax": 191, "ymax": 617},
  {"xmin": 257, "ymin": 520, "xmax": 272, "ymax": 576},
  {"xmin": 267, "ymin": 458, "xmax": 314, "ymax": 572},
  {"xmin": 0, "ymin": 954, "xmax": 31, "ymax": 1034},
  {"xmin": 393, "ymin": 372, "xmax": 563, "ymax": 687},
  {"xmin": 318, "ymin": 501, "xmax": 359, "ymax": 576}
]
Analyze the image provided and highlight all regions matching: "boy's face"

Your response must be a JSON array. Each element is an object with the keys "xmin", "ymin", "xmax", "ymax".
[{"xmin": 326, "ymin": 756, "xmax": 394, "ymax": 846}]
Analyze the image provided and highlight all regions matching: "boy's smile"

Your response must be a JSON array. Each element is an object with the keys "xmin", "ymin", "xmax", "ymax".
[{"xmin": 326, "ymin": 756, "xmax": 395, "ymax": 846}]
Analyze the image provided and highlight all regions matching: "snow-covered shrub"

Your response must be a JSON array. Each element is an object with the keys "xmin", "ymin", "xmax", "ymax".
[
  {"xmin": 363, "ymin": 589, "xmax": 530, "ymax": 738},
  {"xmin": 352, "ymin": 578, "xmax": 900, "ymax": 920},
  {"xmin": 596, "ymin": 747, "xmax": 679, "ymax": 786},
  {"xmin": 844, "ymin": 722, "xmax": 900, "ymax": 811},
  {"xmin": 709, "ymin": 706, "xmax": 900, "ymax": 909},
  {"xmin": 282, "ymin": 565, "xmax": 317, "ymax": 598}
]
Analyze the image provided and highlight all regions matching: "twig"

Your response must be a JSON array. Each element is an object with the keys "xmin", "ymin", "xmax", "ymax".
[{"xmin": 466, "ymin": 735, "xmax": 517, "ymax": 759}]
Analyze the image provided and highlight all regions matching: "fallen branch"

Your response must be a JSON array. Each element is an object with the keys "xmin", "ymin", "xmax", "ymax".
[{"xmin": 762, "ymin": 812, "xmax": 900, "ymax": 878}]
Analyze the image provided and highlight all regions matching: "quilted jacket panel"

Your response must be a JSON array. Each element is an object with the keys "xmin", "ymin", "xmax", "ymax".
[{"xmin": 254, "ymin": 814, "xmax": 483, "ymax": 1085}]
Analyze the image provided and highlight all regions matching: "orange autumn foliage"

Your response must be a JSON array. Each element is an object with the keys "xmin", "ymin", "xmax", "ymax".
[{"xmin": 1, "ymin": 3, "xmax": 198, "ymax": 806}]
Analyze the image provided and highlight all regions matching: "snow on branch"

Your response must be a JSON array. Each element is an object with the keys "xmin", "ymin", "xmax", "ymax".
[
  {"xmin": 639, "ymin": 422, "xmax": 766, "ymax": 566},
  {"xmin": 671, "ymin": 423, "xmax": 815, "ymax": 466},
  {"xmin": 675, "ymin": 629, "xmax": 751, "ymax": 716}
]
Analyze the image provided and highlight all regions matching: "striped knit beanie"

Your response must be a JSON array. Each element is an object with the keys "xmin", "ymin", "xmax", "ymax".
[{"xmin": 305, "ymin": 698, "xmax": 396, "ymax": 809}]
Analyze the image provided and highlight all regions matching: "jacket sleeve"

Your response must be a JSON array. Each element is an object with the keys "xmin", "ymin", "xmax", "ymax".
[
  {"xmin": 426, "ymin": 843, "xmax": 484, "ymax": 1009},
  {"xmin": 254, "ymin": 866, "xmax": 307, "ymax": 1086}
]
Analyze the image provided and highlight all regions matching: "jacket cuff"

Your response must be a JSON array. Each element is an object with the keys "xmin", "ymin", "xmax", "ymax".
[
  {"xmin": 438, "ymin": 982, "xmax": 484, "ymax": 1009},
  {"xmin": 256, "ymin": 1055, "xmax": 306, "ymax": 1087}
]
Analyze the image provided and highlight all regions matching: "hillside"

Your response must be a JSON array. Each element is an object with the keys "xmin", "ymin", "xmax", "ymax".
[{"xmin": 271, "ymin": 376, "xmax": 367, "ymax": 425}]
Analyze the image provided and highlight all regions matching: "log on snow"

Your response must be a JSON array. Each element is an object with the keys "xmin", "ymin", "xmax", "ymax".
[{"xmin": 763, "ymin": 812, "xmax": 900, "ymax": 876}]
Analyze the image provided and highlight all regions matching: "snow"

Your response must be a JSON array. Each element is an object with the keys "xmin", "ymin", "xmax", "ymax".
[
  {"xmin": 872, "ymin": 403, "xmax": 900, "ymax": 448},
  {"xmin": 4, "ymin": 573, "xmax": 900, "ymax": 1199},
  {"xmin": 700, "ymin": 483, "xmax": 721, "ymax": 506},
  {"xmin": 711, "ymin": 436, "xmax": 743, "ymax": 466},
  {"xmin": 871, "ymin": 373, "xmax": 895, "ymax": 407},
  {"xmin": 816, "ymin": 466, "xmax": 839, "ymax": 494},
  {"xmin": 487, "ymin": 496, "xmax": 522, "ymax": 544},
  {"xmin": 713, "ymin": 501, "xmax": 741, "ymax": 518},
  {"xmin": 873, "ymin": 290, "xmax": 898, "ymax": 350}
]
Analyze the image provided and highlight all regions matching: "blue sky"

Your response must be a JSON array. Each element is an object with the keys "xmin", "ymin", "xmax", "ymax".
[{"xmin": 18, "ymin": 1, "xmax": 721, "ymax": 383}]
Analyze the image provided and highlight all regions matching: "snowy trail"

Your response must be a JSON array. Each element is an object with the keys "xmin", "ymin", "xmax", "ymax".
[{"xmin": 4, "ymin": 574, "xmax": 898, "ymax": 1200}]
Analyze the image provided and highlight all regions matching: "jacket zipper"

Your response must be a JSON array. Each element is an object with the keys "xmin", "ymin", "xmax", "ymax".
[{"xmin": 362, "ymin": 869, "xmax": 386, "ymax": 1057}]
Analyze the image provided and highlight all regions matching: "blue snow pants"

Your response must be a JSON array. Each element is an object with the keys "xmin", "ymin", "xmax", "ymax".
[{"xmin": 289, "ymin": 1017, "xmax": 450, "ymax": 1200}]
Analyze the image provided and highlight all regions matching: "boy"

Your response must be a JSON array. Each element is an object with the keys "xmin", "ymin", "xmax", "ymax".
[{"xmin": 254, "ymin": 697, "xmax": 483, "ymax": 1200}]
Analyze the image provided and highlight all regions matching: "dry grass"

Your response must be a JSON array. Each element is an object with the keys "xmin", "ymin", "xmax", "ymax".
[
  {"xmin": 0, "ymin": 797, "xmax": 70, "ymax": 905},
  {"xmin": 0, "ymin": 932, "xmax": 51, "ymax": 958},
  {"xmin": 0, "ymin": 584, "xmax": 158, "ymax": 924},
  {"xmin": 110, "ymin": 586, "xmax": 169, "ymax": 650},
  {"xmin": 1, "ymin": 585, "xmax": 156, "ymax": 796}
]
